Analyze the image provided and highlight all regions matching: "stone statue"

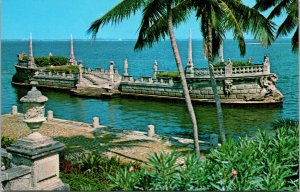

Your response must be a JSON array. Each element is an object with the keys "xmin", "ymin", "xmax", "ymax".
[{"xmin": 224, "ymin": 79, "xmax": 233, "ymax": 96}]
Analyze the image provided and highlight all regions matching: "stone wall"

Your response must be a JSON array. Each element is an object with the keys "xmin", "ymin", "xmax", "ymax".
[
  {"xmin": 120, "ymin": 74, "xmax": 283, "ymax": 103},
  {"xmin": 32, "ymin": 75, "xmax": 78, "ymax": 89}
]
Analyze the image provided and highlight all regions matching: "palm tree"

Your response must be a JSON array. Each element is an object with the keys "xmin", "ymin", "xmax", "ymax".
[
  {"xmin": 87, "ymin": 0, "xmax": 201, "ymax": 157},
  {"xmin": 254, "ymin": 0, "xmax": 298, "ymax": 52},
  {"xmin": 191, "ymin": 0, "xmax": 276, "ymax": 143}
]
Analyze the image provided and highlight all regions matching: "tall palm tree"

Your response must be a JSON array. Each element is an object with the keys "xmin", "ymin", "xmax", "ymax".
[
  {"xmin": 192, "ymin": 0, "xmax": 275, "ymax": 143},
  {"xmin": 254, "ymin": 0, "xmax": 298, "ymax": 52},
  {"xmin": 87, "ymin": 0, "xmax": 201, "ymax": 157}
]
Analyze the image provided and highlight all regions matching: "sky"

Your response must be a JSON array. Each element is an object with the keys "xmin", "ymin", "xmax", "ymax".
[{"xmin": 2, "ymin": 0, "xmax": 287, "ymax": 40}]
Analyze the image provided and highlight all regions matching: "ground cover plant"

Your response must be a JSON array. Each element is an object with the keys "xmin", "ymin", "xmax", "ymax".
[
  {"xmin": 46, "ymin": 65, "xmax": 79, "ymax": 73},
  {"xmin": 156, "ymin": 71, "xmax": 180, "ymax": 80}
]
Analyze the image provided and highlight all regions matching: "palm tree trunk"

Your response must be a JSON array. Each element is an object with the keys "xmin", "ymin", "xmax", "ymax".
[
  {"xmin": 207, "ymin": 17, "xmax": 226, "ymax": 143},
  {"xmin": 167, "ymin": 3, "xmax": 200, "ymax": 158}
]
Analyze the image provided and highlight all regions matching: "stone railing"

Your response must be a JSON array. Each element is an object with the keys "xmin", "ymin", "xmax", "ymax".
[
  {"xmin": 193, "ymin": 56, "xmax": 271, "ymax": 78},
  {"xmin": 123, "ymin": 76, "xmax": 174, "ymax": 86},
  {"xmin": 34, "ymin": 70, "xmax": 79, "ymax": 79}
]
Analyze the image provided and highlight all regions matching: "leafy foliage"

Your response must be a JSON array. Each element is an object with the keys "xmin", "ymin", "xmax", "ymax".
[
  {"xmin": 254, "ymin": 0, "xmax": 298, "ymax": 52},
  {"xmin": 19, "ymin": 55, "xmax": 69, "ymax": 67},
  {"xmin": 107, "ymin": 119, "xmax": 299, "ymax": 190},
  {"xmin": 60, "ymin": 152, "xmax": 142, "ymax": 190},
  {"xmin": 1, "ymin": 136, "xmax": 15, "ymax": 148},
  {"xmin": 156, "ymin": 71, "xmax": 180, "ymax": 80}
]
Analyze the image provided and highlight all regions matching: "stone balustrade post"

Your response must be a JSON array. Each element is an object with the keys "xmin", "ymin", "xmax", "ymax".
[
  {"xmin": 47, "ymin": 110, "xmax": 54, "ymax": 121},
  {"xmin": 153, "ymin": 60, "xmax": 158, "ymax": 80},
  {"xmin": 225, "ymin": 58, "xmax": 233, "ymax": 77},
  {"xmin": 147, "ymin": 125, "xmax": 155, "ymax": 137},
  {"xmin": 92, "ymin": 117, "xmax": 100, "ymax": 128},
  {"xmin": 11, "ymin": 105, "xmax": 18, "ymax": 115},
  {"xmin": 109, "ymin": 61, "xmax": 114, "ymax": 83},
  {"xmin": 263, "ymin": 55, "xmax": 270, "ymax": 75},
  {"xmin": 123, "ymin": 59, "xmax": 128, "ymax": 76}
]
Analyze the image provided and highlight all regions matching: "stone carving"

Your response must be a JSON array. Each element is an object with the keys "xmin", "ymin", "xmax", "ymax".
[
  {"xmin": 223, "ymin": 79, "xmax": 233, "ymax": 96},
  {"xmin": 17, "ymin": 53, "xmax": 25, "ymax": 61},
  {"xmin": 245, "ymin": 74, "xmax": 283, "ymax": 102}
]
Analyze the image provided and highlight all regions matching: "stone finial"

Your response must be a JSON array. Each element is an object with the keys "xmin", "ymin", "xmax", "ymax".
[
  {"xmin": 48, "ymin": 52, "xmax": 53, "ymax": 57},
  {"xmin": 187, "ymin": 29, "xmax": 193, "ymax": 67},
  {"xmin": 92, "ymin": 117, "xmax": 100, "ymax": 128},
  {"xmin": 185, "ymin": 30, "xmax": 194, "ymax": 77},
  {"xmin": 124, "ymin": 59, "xmax": 128, "ymax": 76},
  {"xmin": 28, "ymin": 33, "xmax": 36, "ymax": 68},
  {"xmin": 147, "ymin": 124, "xmax": 155, "ymax": 137},
  {"xmin": 219, "ymin": 40, "xmax": 224, "ymax": 62},
  {"xmin": 68, "ymin": 34, "xmax": 77, "ymax": 65},
  {"xmin": 11, "ymin": 105, "xmax": 18, "ymax": 115},
  {"xmin": 153, "ymin": 60, "xmax": 158, "ymax": 79}
]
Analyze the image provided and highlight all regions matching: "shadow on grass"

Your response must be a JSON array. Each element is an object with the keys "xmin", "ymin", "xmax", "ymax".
[{"xmin": 54, "ymin": 132, "xmax": 153, "ymax": 157}]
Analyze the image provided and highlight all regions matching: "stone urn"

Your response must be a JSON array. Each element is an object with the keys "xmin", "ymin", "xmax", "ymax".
[{"xmin": 20, "ymin": 81, "xmax": 48, "ymax": 133}]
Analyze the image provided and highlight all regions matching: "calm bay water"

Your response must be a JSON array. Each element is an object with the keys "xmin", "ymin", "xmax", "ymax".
[{"xmin": 1, "ymin": 39, "xmax": 298, "ymax": 139}]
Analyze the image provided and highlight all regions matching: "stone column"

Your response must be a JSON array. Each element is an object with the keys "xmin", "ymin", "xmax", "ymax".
[
  {"xmin": 92, "ymin": 117, "xmax": 100, "ymax": 128},
  {"xmin": 147, "ymin": 125, "xmax": 155, "ymax": 137},
  {"xmin": 11, "ymin": 105, "xmax": 18, "ymax": 115},
  {"xmin": 124, "ymin": 59, "xmax": 128, "ymax": 76},
  {"xmin": 79, "ymin": 64, "xmax": 83, "ymax": 82},
  {"xmin": 153, "ymin": 60, "xmax": 158, "ymax": 80},
  {"xmin": 263, "ymin": 55, "xmax": 270, "ymax": 75},
  {"xmin": 109, "ymin": 61, "xmax": 114, "ymax": 83}
]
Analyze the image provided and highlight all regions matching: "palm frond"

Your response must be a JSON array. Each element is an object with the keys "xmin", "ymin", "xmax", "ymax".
[
  {"xmin": 291, "ymin": 26, "xmax": 298, "ymax": 53},
  {"xmin": 87, "ymin": 0, "xmax": 146, "ymax": 39},
  {"xmin": 134, "ymin": 0, "xmax": 193, "ymax": 50},
  {"xmin": 267, "ymin": 0, "xmax": 290, "ymax": 19},
  {"xmin": 276, "ymin": 14, "xmax": 297, "ymax": 37},
  {"xmin": 254, "ymin": 0, "xmax": 278, "ymax": 11}
]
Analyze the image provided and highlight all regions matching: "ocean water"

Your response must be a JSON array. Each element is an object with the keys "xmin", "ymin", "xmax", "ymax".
[{"xmin": 1, "ymin": 39, "xmax": 298, "ymax": 139}]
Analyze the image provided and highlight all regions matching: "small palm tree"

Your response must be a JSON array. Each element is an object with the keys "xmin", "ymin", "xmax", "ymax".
[{"xmin": 254, "ymin": 0, "xmax": 298, "ymax": 53}]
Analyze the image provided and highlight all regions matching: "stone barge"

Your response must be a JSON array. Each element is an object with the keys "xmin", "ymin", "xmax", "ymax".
[{"xmin": 12, "ymin": 35, "xmax": 283, "ymax": 105}]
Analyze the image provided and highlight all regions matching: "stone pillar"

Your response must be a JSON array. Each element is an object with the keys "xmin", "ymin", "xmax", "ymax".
[
  {"xmin": 153, "ymin": 60, "xmax": 158, "ymax": 80},
  {"xmin": 147, "ymin": 125, "xmax": 155, "ymax": 137},
  {"xmin": 185, "ymin": 30, "xmax": 194, "ymax": 77},
  {"xmin": 124, "ymin": 59, "xmax": 128, "ymax": 76},
  {"xmin": 210, "ymin": 134, "xmax": 218, "ymax": 147},
  {"xmin": 109, "ymin": 61, "xmax": 114, "ymax": 83},
  {"xmin": 92, "ymin": 117, "xmax": 100, "ymax": 128},
  {"xmin": 11, "ymin": 105, "xmax": 18, "ymax": 115},
  {"xmin": 79, "ymin": 64, "xmax": 83, "ymax": 82},
  {"xmin": 6, "ymin": 82, "xmax": 69, "ymax": 190},
  {"xmin": 225, "ymin": 58, "xmax": 232, "ymax": 77},
  {"xmin": 47, "ymin": 110, "xmax": 54, "ymax": 121},
  {"xmin": 263, "ymin": 55, "xmax": 270, "ymax": 75}
]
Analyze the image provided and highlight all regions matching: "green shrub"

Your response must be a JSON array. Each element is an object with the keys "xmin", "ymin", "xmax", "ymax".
[
  {"xmin": 1, "ymin": 137, "xmax": 15, "ymax": 148},
  {"xmin": 19, "ymin": 55, "xmax": 69, "ymax": 67},
  {"xmin": 108, "ymin": 119, "xmax": 299, "ymax": 191},
  {"xmin": 157, "ymin": 71, "xmax": 180, "ymax": 80}
]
